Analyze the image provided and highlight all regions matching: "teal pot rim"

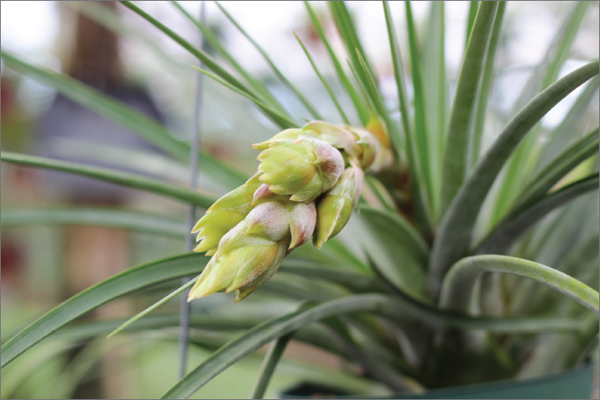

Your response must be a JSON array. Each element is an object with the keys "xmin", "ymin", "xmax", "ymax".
[{"xmin": 281, "ymin": 360, "xmax": 595, "ymax": 399}]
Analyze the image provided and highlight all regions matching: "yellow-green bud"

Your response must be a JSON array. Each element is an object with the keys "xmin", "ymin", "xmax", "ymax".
[
  {"xmin": 252, "ymin": 128, "xmax": 303, "ymax": 151},
  {"xmin": 257, "ymin": 137, "xmax": 344, "ymax": 202},
  {"xmin": 300, "ymin": 121, "xmax": 361, "ymax": 160},
  {"xmin": 314, "ymin": 165, "xmax": 364, "ymax": 249},
  {"xmin": 191, "ymin": 175, "xmax": 261, "ymax": 255},
  {"xmin": 188, "ymin": 220, "xmax": 288, "ymax": 303}
]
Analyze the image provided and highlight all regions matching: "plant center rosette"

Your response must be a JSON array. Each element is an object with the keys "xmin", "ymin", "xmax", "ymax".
[{"xmin": 188, "ymin": 119, "xmax": 393, "ymax": 302}]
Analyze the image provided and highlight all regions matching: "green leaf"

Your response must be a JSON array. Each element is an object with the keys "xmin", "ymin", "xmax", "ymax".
[
  {"xmin": 465, "ymin": 2, "xmax": 480, "ymax": 48},
  {"xmin": 1, "ymin": 50, "xmax": 187, "ymax": 160},
  {"xmin": 214, "ymin": 2, "xmax": 322, "ymax": 121},
  {"xmin": 171, "ymin": 1, "xmax": 288, "ymax": 116},
  {"xmin": 513, "ymin": 127, "xmax": 599, "ymax": 211},
  {"xmin": 440, "ymin": 1, "xmax": 499, "ymax": 213},
  {"xmin": 1, "ymin": 208, "xmax": 186, "ymax": 237},
  {"xmin": 439, "ymin": 255, "xmax": 600, "ymax": 315},
  {"xmin": 161, "ymin": 294, "xmax": 398, "ymax": 398},
  {"xmin": 477, "ymin": 173, "xmax": 599, "ymax": 254},
  {"xmin": 490, "ymin": 2, "xmax": 591, "ymax": 224},
  {"xmin": 119, "ymin": 1, "xmax": 296, "ymax": 130},
  {"xmin": 293, "ymin": 34, "xmax": 350, "ymax": 124},
  {"xmin": 537, "ymin": 76, "xmax": 599, "ymax": 167},
  {"xmin": 107, "ymin": 277, "xmax": 199, "ymax": 338},
  {"xmin": 159, "ymin": 290, "xmax": 579, "ymax": 399},
  {"xmin": 249, "ymin": 332, "xmax": 294, "ymax": 399},
  {"xmin": 358, "ymin": 207, "xmax": 429, "ymax": 297},
  {"xmin": 0, "ymin": 50, "xmax": 248, "ymax": 189},
  {"xmin": 382, "ymin": 2, "xmax": 431, "ymax": 232},
  {"xmin": 328, "ymin": 2, "xmax": 378, "ymax": 108},
  {"xmin": 405, "ymin": 2, "xmax": 434, "ymax": 218},
  {"xmin": 430, "ymin": 60, "xmax": 599, "ymax": 295},
  {"xmin": 469, "ymin": 1, "xmax": 506, "ymax": 167},
  {"xmin": 422, "ymin": 1, "xmax": 449, "ymax": 218},
  {"xmin": 1, "ymin": 152, "xmax": 216, "ymax": 208},
  {"xmin": 304, "ymin": 1, "xmax": 368, "ymax": 124},
  {"xmin": 191, "ymin": 66, "xmax": 297, "ymax": 129},
  {"xmin": 1, "ymin": 253, "xmax": 207, "ymax": 368}
]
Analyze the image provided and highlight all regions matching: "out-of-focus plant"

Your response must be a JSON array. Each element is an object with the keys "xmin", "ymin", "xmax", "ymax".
[{"xmin": 1, "ymin": 1, "xmax": 599, "ymax": 398}]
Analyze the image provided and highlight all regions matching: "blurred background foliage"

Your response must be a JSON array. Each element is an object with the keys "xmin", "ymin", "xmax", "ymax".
[{"xmin": 1, "ymin": 1, "xmax": 598, "ymax": 398}]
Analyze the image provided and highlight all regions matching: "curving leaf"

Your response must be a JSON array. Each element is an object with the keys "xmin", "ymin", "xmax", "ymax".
[
  {"xmin": 430, "ymin": 60, "xmax": 599, "ymax": 295},
  {"xmin": 512, "ymin": 127, "xmax": 599, "ymax": 212},
  {"xmin": 0, "ymin": 50, "xmax": 248, "ymax": 189},
  {"xmin": 439, "ymin": 255, "xmax": 600, "ymax": 315},
  {"xmin": 477, "ymin": 174, "xmax": 599, "ymax": 254},
  {"xmin": 1, "ymin": 253, "xmax": 207, "ymax": 368}
]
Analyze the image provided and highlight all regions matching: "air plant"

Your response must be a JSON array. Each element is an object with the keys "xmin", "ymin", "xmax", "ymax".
[{"xmin": 1, "ymin": 1, "xmax": 598, "ymax": 398}]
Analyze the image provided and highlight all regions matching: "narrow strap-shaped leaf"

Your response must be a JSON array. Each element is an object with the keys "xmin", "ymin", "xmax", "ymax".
[
  {"xmin": 422, "ymin": 1, "xmax": 449, "ymax": 219},
  {"xmin": 119, "ymin": 1, "xmax": 295, "ymax": 130},
  {"xmin": 1, "ymin": 50, "xmax": 187, "ymax": 160},
  {"xmin": 107, "ymin": 277, "xmax": 199, "ymax": 338},
  {"xmin": 1, "ymin": 208, "xmax": 186, "ymax": 237},
  {"xmin": 161, "ymin": 294, "xmax": 398, "ymax": 398},
  {"xmin": 429, "ymin": 60, "xmax": 599, "ymax": 296},
  {"xmin": 214, "ymin": 2, "xmax": 323, "ymax": 121},
  {"xmin": 513, "ymin": 127, "xmax": 599, "ymax": 211},
  {"xmin": 1, "ymin": 152, "xmax": 216, "ymax": 208},
  {"xmin": 159, "ymin": 290, "xmax": 579, "ymax": 399},
  {"xmin": 293, "ymin": 34, "xmax": 350, "ymax": 124},
  {"xmin": 328, "ymin": 2, "xmax": 382, "ymax": 124},
  {"xmin": 382, "ymin": 2, "xmax": 431, "ymax": 232},
  {"xmin": 439, "ymin": 255, "xmax": 599, "ymax": 315},
  {"xmin": 303, "ymin": 1, "xmax": 368, "ymax": 124},
  {"xmin": 191, "ymin": 66, "xmax": 297, "ymax": 129},
  {"xmin": 1, "ymin": 253, "xmax": 207, "ymax": 368},
  {"xmin": 477, "ymin": 174, "xmax": 599, "ymax": 254},
  {"xmin": 465, "ymin": 2, "xmax": 480, "ymax": 48},
  {"xmin": 440, "ymin": 1, "xmax": 499, "ymax": 213},
  {"xmin": 249, "ymin": 332, "xmax": 294, "ymax": 399},
  {"xmin": 171, "ymin": 1, "xmax": 287, "ymax": 116},
  {"xmin": 469, "ymin": 1, "xmax": 506, "ymax": 167},
  {"xmin": 0, "ymin": 50, "xmax": 248, "ymax": 188},
  {"xmin": 405, "ymin": 2, "xmax": 434, "ymax": 218}
]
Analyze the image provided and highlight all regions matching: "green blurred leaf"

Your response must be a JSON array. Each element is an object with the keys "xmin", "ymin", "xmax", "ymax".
[
  {"xmin": 430, "ymin": 60, "xmax": 599, "ymax": 295},
  {"xmin": 513, "ymin": 127, "xmax": 599, "ymax": 211},
  {"xmin": 0, "ymin": 50, "xmax": 248, "ymax": 189},
  {"xmin": 491, "ymin": 2, "xmax": 591, "ymax": 224},
  {"xmin": 304, "ymin": 1, "xmax": 368, "ymax": 124},
  {"xmin": 1, "ymin": 253, "xmax": 207, "ymax": 368},
  {"xmin": 1, "ymin": 208, "xmax": 186, "ymax": 237},
  {"xmin": 1, "ymin": 152, "xmax": 216, "ymax": 208},
  {"xmin": 214, "ymin": 1, "xmax": 322, "ymax": 121},
  {"xmin": 477, "ymin": 173, "xmax": 599, "ymax": 254},
  {"xmin": 465, "ymin": 2, "xmax": 480, "ymax": 48},
  {"xmin": 120, "ymin": 1, "xmax": 296, "ymax": 130},
  {"xmin": 294, "ymin": 33, "xmax": 350, "ymax": 124}
]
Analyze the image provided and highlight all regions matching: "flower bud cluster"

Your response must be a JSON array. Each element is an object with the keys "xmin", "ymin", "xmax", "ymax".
[{"xmin": 188, "ymin": 118, "xmax": 392, "ymax": 302}]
